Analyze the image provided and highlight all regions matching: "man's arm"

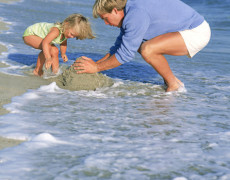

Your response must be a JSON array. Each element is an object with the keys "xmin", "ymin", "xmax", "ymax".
[
  {"xmin": 74, "ymin": 54, "xmax": 121, "ymax": 74},
  {"xmin": 97, "ymin": 54, "xmax": 122, "ymax": 72},
  {"xmin": 96, "ymin": 53, "xmax": 111, "ymax": 63}
]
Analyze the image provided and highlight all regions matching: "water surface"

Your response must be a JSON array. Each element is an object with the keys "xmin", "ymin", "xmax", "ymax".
[{"xmin": 0, "ymin": 0, "xmax": 230, "ymax": 179}]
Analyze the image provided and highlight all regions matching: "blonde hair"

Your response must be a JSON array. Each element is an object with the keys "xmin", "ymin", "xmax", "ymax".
[
  {"xmin": 57, "ymin": 13, "xmax": 95, "ymax": 40},
  {"xmin": 93, "ymin": 0, "xmax": 127, "ymax": 18}
]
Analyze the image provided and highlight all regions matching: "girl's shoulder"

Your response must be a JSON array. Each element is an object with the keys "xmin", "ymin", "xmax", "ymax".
[
  {"xmin": 30, "ymin": 22, "xmax": 55, "ymax": 29},
  {"xmin": 53, "ymin": 23, "xmax": 62, "ymax": 30}
]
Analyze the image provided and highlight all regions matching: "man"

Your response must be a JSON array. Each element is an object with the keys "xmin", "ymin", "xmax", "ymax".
[{"xmin": 75, "ymin": 0, "xmax": 211, "ymax": 92}]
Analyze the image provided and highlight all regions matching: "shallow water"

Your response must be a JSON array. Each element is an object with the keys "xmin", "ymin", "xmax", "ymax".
[{"xmin": 0, "ymin": 0, "xmax": 230, "ymax": 179}]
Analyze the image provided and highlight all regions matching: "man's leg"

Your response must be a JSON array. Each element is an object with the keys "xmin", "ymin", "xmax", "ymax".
[{"xmin": 139, "ymin": 32, "xmax": 188, "ymax": 92}]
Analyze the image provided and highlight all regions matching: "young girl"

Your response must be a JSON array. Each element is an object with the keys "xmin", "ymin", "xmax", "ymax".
[{"xmin": 23, "ymin": 13, "xmax": 95, "ymax": 76}]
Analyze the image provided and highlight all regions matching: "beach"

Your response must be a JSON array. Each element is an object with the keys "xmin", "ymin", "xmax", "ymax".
[
  {"xmin": 0, "ymin": 0, "xmax": 19, "ymax": 4},
  {"xmin": 0, "ymin": 62, "xmax": 49, "ymax": 116},
  {"xmin": 0, "ymin": 2, "xmax": 113, "ymax": 150},
  {"xmin": 0, "ymin": 0, "xmax": 230, "ymax": 179},
  {"xmin": 0, "ymin": 49, "xmax": 47, "ymax": 150},
  {"xmin": 0, "ymin": 0, "xmax": 49, "ymax": 149},
  {"xmin": 1, "ymin": 0, "xmax": 43, "ymax": 115}
]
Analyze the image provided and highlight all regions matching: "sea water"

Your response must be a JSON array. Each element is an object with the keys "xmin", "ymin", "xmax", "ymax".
[{"xmin": 0, "ymin": 0, "xmax": 230, "ymax": 179}]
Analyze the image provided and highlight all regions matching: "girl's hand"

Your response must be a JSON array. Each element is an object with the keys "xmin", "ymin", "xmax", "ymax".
[
  {"xmin": 62, "ymin": 54, "xmax": 68, "ymax": 62},
  {"xmin": 45, "ymin": 58, "xmax": 52, "ymax": 69}
]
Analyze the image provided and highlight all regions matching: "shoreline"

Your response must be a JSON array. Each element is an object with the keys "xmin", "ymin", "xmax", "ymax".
[
  {"xmin": 0, "ymin": 0, "xmax": 48, "ymax": 150},
  {"xmin": 0, "ymin": 13, "xmax": 49, "ymax": 116},
  {"xmin": 0, "ymin": 4, "xmax": 113, "ymax": 149},
  {"xmin": 0, "ymin": 0, "xmax": 20, "ymax": 4},
  {"xmin": 0, "ymin": 67, "xmax": 49, "ymax": 150},
  {"xmin": 0, "ymin": 137, "xmax": 24, "ymax": 150},
  {"xmin": 0, "ymin": 62, "xmax": 49, "ymax": 150},
  {"xmin": 0, "ymin": 63, "xmax": 50, "ymax": 115}
]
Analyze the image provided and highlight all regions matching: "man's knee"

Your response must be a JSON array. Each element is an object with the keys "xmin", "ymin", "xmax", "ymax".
[{"xmin": 140, "ymin": 42, "xmax": 157, "ymax": 63}]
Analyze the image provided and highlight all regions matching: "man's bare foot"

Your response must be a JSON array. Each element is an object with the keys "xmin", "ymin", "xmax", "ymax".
[
  {"xmin": 166, "ymin": 84, "xmax": 179, "ymax": 92},
  {"xmin": 175, "ymin": 77, "xmax": 184, "ymax": 87},
  {"xmin": 166, "ymin": 77, "xmax": 184, "ymax": 92}
]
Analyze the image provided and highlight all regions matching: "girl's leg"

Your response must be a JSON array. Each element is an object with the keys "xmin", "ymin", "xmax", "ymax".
[
  {"xmin": 33, "ymin": 51, "xmax": 45, "ymax": 76},
  {"xmin": 23, "ymin": 35, "xmax": 43, "ymax": 50},
  {"xmin": 23, "ymin": 36, "xmax": 60, "ymax": 75},
  {"xmin": 23, "ymin": 36, "xmax": 46, "ymax": 76},
  {"xmin": 139, "ymin": 32, "xmax": 188, "ymax": 92},
  {"xmin": 50, "ymin": 45, "xmax": 59, "ymax": 74}
]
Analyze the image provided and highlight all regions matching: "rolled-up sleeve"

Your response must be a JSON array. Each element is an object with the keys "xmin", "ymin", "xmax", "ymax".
[
  {"xmin": 114, "ymin": 8, "xmax": 150, "ymax": 64},
  {"xmin": 109, "ymin": 30, "xmax": 123, "ymax": 55}
]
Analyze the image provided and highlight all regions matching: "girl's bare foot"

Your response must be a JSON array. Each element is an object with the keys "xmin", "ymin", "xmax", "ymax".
[
  {"xmin": 33, "ymin": 69, "xmax": 43, "ymax": 76},
  {"xmin": 52, "ymin": 68, "xmax": 59, "ymax": 74}
]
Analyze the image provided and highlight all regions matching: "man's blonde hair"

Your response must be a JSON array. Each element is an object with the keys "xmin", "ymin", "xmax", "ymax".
[
  {"xmin": 93, "ymin": 0, "xmax": 127, "ymax": 18},
  {"xmin": 57, "ymin": 14, "xmax": 95, "ymax": 40}
]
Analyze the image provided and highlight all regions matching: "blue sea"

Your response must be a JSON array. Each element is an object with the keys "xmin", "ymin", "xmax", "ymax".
[{"xmin": 0, "ymin": 0, "xmax": 230, "ymax": 179}]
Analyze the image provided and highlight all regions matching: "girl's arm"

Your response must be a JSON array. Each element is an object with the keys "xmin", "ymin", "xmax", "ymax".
[
  {"xmin": 60, "ymin": 40, "xmax": 68, "ymax": 62},
  {"xmin": 42, "ymin": 27, "xmax": 59, "ymax": 62}
]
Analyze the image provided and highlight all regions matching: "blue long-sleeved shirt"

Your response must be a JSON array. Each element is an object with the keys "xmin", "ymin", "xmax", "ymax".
[{"xmin": 109, "ymin": 0, "xmax": 204, "ymax": 64}]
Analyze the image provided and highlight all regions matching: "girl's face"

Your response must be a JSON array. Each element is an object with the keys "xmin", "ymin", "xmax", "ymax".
[{"xmin": 64, "ymin": 27, "xmax": 78, "ymax": 39}]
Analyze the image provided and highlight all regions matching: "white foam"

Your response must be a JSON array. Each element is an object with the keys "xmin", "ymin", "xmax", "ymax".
[
  {"xmin": 0, "ymin": 44, "xmax": 30, "ymax": 76},
  {"xmin": 207, "ymin": 143, "xmax": 218, "ymax": 148},
  {"xmin": 166, "ymin": 86, "xmax": 187, "ymax": 95},
  {"xmin": 111, "ymin": 80, "xmax": 124, "ymax": 87},
  {"xmin": 4, "ymin": 91, "xmax": 40, "ymax": 113},
  {"xmin": 224, "ymin": 132, "xmax": 230, "ymax": 136},
  {"xmin": 22, "ymin": 133, "xmax": 73, "ymax": 149},
  {"xmin": 2, "ymin": 134, "xmax": 28, "ymax": 141},
  {"xmin": 0, "ymin": 68, "xmax": 26, "ymax": 76},
  {"xmin": 84, "ymin": 153, "xmax": 115, "ymax": 169},
  {"xmin": 31, "ymin": 133, "xmax": 55, "ymax": 141},
  {"xmin": 30, "ymin": 133, "xmax": 65, "ymax": 144},
  {"xmin": 77, "ymin": 90, "xmax": 109, "ymax": 98},
  {"xmin": 220, "ymin": 174, "xmax": 230, "ymax": 180},
  {"xmin": 38, "ymin": 82, "xmax": 61, "ymax": 93},
  {"xmin": 21, "ymin": 92, "xmax": 40, "ymax": 100},
  {"xmin": 42, "ymin": 68, "xmax": 63, "ymax": 79},
  {"xmin": 173, "ymin": 177, "xmax": 188, "ymax": 180},
  {"xmin": 0, "ymin": 17, "xmax": 12, "ymax": 26},
  {"xmin": 4, "ymin": 102, "xmax": 23, "ymax": 113}
]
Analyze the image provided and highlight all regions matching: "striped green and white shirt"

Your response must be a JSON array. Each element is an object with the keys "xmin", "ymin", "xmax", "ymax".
[{"xmin": 23, "ymin": 22, "xmax": 67, "ymax": 44}]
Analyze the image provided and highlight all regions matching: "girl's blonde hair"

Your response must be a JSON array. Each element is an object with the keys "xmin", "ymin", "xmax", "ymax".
[
  {"xmin": 57, "ymin": 13, "xmax": 95, "ymax": 40},
  {"xmin": 93, "ymin": 0, "xmax": 127, "ymax": 18}
]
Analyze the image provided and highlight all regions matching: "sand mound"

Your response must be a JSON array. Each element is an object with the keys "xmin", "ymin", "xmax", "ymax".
[{"xmin": 53, "ymin": 61, "xmax": 113, "ymax": 91}]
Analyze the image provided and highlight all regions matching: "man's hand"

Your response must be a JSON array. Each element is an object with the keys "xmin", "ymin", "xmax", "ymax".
[{"xmin": 74, "ymin": 56, "xmax": 98, "ymax": 74}]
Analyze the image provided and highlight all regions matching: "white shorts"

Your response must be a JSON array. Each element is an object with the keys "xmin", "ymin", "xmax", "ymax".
[{"xmin": 179, "ymin": 20, "xmax": 211, "ymax": 58}]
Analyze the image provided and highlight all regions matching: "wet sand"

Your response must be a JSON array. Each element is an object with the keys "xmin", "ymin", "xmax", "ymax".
[
  {"xmin": 52, "ymin": 60, "xmax": 113, "ymax": 91},
  {"xmin": 0, "ymin": 1, "xmax": 48, "ymax": 149},
  {"xmin": 0, "ymin": 5, "xmax": 113, "ymax": 149},
  {"xmin": 0, "ymin": 0, "xmax": 20, "ymax": 4},
  {"xmin": 0, "ymin": 137, "xmax": 24, "ymax": 150},
  {"xmin": 0, "ymin": 63, "xmax": 50, "ymax": 115},
  {"xmin": 0, "ymin": 62, "xmax": 49, "ymax": 150}
]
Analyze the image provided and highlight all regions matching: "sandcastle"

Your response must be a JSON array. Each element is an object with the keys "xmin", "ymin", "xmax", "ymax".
[{"xmin": 51, "ymin": 58, "xmax": 114, "ymax": 91}]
